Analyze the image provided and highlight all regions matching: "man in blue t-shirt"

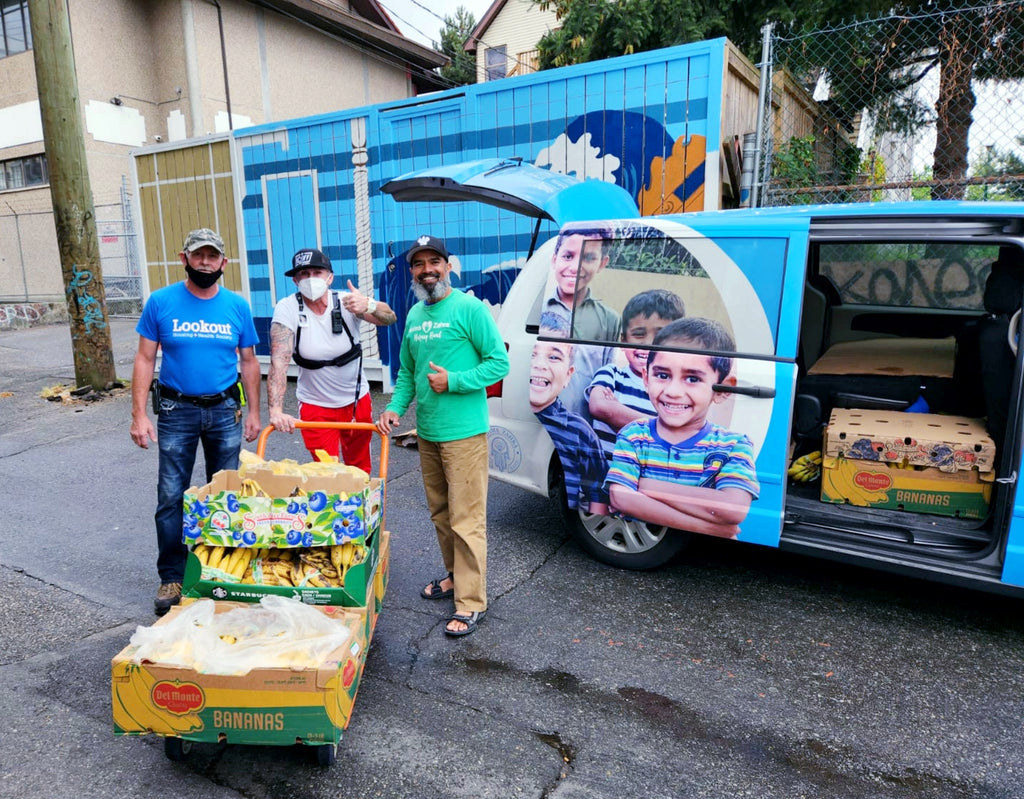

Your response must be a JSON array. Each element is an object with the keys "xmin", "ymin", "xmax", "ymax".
[{"xmin": 130, "ymin": 228, "xmax": 261, "ymax": 615}]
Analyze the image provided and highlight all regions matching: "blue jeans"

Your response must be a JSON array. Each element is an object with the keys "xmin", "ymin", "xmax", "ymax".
[{"xmin": 155, "ymin": 397, "xmax": 242, "ymax": 583}]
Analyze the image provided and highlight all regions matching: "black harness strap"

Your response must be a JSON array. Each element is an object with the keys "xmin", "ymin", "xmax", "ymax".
[{"xmin": 293, "ymin": 291, "xmax": 362, "ymax": 370}]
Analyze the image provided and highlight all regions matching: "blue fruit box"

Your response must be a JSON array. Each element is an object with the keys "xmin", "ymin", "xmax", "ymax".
[{"xmin": 182, "ymin": 469, "xmax": 382, "ymax": 550}]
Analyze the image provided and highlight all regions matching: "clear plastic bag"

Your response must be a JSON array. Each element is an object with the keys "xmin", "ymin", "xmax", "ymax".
[{"xmin": 129, "ymin": 596, "xmax": 351, "ymax": 676}]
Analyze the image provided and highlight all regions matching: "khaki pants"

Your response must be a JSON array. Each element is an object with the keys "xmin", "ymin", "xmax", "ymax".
[{"xmin": 418, "ymin": 433, "xmax": 489, "ymax": 613}]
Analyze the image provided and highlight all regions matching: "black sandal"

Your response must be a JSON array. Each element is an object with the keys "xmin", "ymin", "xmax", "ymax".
[
  {"xmin": 444, "ymin": 610, "xmax": 485, "ymax": 637},
  {"xmin": 421, "ymin": 572, "xmax": 454, "ymax": 600}
]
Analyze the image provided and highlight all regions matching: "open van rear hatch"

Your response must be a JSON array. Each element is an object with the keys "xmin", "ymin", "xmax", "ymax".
[{"xmin": 380, "ymin": 157, "xmax": 639, "ymax": 256}]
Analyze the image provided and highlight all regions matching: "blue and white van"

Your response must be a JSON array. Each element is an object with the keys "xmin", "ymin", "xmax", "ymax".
[{"xmin": 384, "ymin": 163, "xmax": 1024, "ymax": 596}]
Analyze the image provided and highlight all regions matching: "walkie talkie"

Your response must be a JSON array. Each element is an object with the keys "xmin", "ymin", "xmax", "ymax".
[{"xmin": 332, "ymin": 305, "xmax": 345, "ymax": 334}]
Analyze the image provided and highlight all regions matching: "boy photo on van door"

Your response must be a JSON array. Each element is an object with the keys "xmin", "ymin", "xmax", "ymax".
[
  {"xmin": 530, "ymin": 312, "xmax": 610, "ymax": 514},
  {"xmin": 587, "ymin": 288, "xmax": 687, "ymax": 459},
  {"xmin": 540, "ymin": 224, "xmax": 620, "ymax": 419},
  {"xmin": 605, "ymin": 317, "xmax": 759, "ymax": 539}
]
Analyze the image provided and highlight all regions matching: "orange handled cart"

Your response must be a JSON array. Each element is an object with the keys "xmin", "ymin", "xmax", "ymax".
[{"xmin": 112, "ymin": 423, "xmax": 391, "ymax": 766}]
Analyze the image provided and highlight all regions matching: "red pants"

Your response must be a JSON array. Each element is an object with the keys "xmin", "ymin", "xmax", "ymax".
[{"xmin": 298, "ymin": 392, "xmax": 373, "ymax": 474}]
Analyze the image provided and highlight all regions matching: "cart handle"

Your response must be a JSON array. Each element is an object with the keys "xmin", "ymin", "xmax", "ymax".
[{"xmin": 254, "ymin": 422, "xmax": 389, "ymax": 484}]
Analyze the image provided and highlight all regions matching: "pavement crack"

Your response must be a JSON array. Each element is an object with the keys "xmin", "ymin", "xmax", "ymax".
[{"xmin": 534, "ymin": 729, "xmax": 575, "ymax": 796}]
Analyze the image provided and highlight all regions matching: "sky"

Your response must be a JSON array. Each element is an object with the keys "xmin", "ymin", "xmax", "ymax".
[{"xmin": 377, "ymin": 0, "xmax": 497, "ymax": 48}]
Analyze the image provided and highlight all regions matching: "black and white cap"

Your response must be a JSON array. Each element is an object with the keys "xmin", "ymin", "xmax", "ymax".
[{"xmin": 285, "ymin": 248, "xmax": 333, "ymax": 277}]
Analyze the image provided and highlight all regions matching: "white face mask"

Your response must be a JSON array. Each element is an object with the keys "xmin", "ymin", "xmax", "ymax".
[{"xmin": 298, "ymin": 277, "xmax": 329, "ymax": 301}]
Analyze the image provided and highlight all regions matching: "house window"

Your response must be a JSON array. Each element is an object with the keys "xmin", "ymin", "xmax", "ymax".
[
  {"xmin": 1, "ymin": 0, "xmax": 31, "ymax": 59},
  {"xmin": 0, "ymin": 154, "xmax": 48, "ymax": 191},
  {"xmin": 485, "ymin": 45, "xmax": 507, "ymax": 81}
]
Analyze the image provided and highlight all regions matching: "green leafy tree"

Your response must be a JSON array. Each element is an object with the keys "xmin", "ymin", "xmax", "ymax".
[
  {"xmin": 785, "ymin": 2, "xmax": 1024, "ymax": 200},
  {"xmin": 436, "ymin": 6, "xmax": 477, "ymax": 86},
  {"xmin": 535, "ymin": 0, "xmax": 1024, "ymax": 201},
  {"xmin": 966, "ymin": 137, "xmax": 1024, "ymax": 201},
  {"xmin": 533, "ymin": 0, "xmax": 881, "ymax": 67}
]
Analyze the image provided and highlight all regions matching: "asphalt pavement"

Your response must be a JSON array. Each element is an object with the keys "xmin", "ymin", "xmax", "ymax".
[{"xmin": 2, "ymin": 318, "xmax": 1024, "ymax": 799}]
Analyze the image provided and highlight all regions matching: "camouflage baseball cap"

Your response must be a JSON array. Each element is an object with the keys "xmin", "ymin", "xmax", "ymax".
[{"xmin": 183, "ymin": 228, "xmax": 225, "ymax": 254}]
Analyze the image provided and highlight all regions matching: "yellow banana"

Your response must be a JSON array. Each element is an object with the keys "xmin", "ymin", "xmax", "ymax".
[
  {"xmin": 192, "ymin": 544, "xmax": 210, "ymax": 566},
  {"xmin": 205, "ymin": 546, "xmax": 226, "ymax": 571},
  {"xmin": 239, "ymin": 478, "xmax": 267, "ymax": 498},
  {"xmin": 226, "ymin": 547, "xmax": 253, "ymax": 579},
  {"xmin": 339, "ymin": 542, "xmax": 355, "ymax": 583}
]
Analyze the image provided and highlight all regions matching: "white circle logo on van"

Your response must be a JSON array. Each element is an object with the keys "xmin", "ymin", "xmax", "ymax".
[{"xmin": 488, "ymin": 427, "xmax": 521, "ymax": 473}]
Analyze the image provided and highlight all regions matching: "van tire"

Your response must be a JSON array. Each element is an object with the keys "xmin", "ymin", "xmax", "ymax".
[{"xmin": 560, "ymin": 497, "xmax": 690, "ymax": 570}]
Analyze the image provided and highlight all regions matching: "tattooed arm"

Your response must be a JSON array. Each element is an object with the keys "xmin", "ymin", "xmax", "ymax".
[{"xmin": 267, "ymin": 321, "xmax": 298, "ymax": 433}]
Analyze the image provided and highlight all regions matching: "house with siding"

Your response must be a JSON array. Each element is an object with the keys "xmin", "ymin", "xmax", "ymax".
[
  {"xmin": 463, "ymin": 0, "xmax": 559, "ymax": 81},
  {"xmin": 0, "ymin": 0, "xmax": 445, "ymax": 327}
]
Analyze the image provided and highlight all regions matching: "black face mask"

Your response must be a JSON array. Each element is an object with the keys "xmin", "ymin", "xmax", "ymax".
[{"xmin": 186, "ymin": 265, "xmax": 223, "ymax": 289}]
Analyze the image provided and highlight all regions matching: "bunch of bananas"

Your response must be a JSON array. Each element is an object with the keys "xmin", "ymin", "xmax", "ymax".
[
  {"xmin": 194, "ymin": 543, "xmax": 365, "ymax": 588},
  {"xmin": 194, "ymin": 543, "xmax": 253, "ymax": 579},
  {"xmin": 238, "ymin": 478, "xmax": 268, "ymax": 498},
  {"xmin": 788, "ymin": 450, "xmax": 823, "ymax": 483}
]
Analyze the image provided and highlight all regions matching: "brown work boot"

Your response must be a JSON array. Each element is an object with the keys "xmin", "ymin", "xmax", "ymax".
[{"xmin": 154, "ymin": 582, "xmax": 182, "ymax": 616}]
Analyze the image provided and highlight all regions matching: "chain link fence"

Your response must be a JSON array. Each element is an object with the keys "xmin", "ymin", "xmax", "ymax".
[
  {"xmin": 0, "ymin": 176, "xmax": 142, "ymax": 322},
  {"xmin": 756, "ymin": 1, "xmax": 1024, "ymax": 206}
]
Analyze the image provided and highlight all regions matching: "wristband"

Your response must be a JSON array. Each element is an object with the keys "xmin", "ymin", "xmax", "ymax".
[{"xmin": 366, "ymin": 297, "xmax": 378, "ymax": 316}]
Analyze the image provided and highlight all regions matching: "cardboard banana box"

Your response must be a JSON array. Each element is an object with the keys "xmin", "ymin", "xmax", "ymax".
[
  {"xmin": 112, "ymin": 602, "xmax": 367, "ymax": 747},
  {"xmin": 821, "ymin": 456, "xmax": 993, "ymax": 518},
  {"xmin": 112, "ymin": 533, "xmax": 389, "ymax": 749},
  {"xmin": 824, "ymin": 409, "xmax": 995, "ymax": 473}
]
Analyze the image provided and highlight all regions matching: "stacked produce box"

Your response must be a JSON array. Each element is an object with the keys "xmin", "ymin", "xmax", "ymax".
[
  {"xmin": 112, "ymin": 447, "xmax": 389, "ymax": 765},
  {"xmin": 820, "ymin": 409, "xmax": 996, "ymax": 518}
]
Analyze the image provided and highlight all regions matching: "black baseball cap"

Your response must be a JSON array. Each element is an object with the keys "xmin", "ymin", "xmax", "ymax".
[
  {"xmin": 285, "ymin": 248, "xmax": 333, "ymax": 277},
  {"xmin": 407, "ymin": 235, "xmax": 449, "ymax": 263}
]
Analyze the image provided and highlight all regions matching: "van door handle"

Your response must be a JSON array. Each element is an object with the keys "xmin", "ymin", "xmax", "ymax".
[{"xmin": 713, "ymin": 383, "xmax": 776, "ymax": 399}]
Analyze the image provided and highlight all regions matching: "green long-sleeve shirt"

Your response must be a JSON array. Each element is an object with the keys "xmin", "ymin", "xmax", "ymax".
[{"xmin": 387, "ymin": 288, "xmax": 510, "ymax": 442}]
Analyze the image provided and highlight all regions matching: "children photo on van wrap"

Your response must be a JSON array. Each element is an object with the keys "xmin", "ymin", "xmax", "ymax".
[
  {"xmin": 587, "ymin": 288, "xmax": 687, "ymax": 459},
  {"xmin": 539, "ymin": 224, "xmax": 620, "ymax": 419},
  {"xmin": 604, "ymin": 317, "xmax": 760, "ymax": 539},
  {"xmin": 529, "ymin": 312, "xmax": 610, "ymax": 514}
]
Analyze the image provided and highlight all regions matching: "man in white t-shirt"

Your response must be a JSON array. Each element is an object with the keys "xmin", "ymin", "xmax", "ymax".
[{"xmin": 268, "ymin": 248, "xmax": 396, "ymax": 473}]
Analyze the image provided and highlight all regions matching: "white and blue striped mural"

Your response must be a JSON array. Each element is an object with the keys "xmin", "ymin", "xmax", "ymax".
[{"xmin": 233, "ymin": 38, "xmax": 728, "ymax": 379}]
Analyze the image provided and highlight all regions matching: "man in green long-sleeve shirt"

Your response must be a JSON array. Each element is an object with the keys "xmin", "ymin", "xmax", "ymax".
[{"xmin": 377, "ymin": 235, "xmax": 510, "ymax": 637}]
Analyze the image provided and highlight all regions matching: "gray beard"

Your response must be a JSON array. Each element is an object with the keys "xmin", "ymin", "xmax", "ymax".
[{"xmin": 411, "ymin": 274, "xmax": 451, "ymax": 303}]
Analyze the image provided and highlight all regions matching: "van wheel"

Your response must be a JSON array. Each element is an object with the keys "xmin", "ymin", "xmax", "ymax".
[{"xmin": 562, "ymin": 502, "xmax": 690, "ymax": 570}]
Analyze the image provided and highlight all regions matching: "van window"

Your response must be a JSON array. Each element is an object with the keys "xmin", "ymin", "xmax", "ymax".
[
  {"xmin": 821, "ymin": 242, "xmax": 999, "ymax": 311},
  {"xmin": 541, "ymin": 222, "xmax": 785, "ymax": 359}
]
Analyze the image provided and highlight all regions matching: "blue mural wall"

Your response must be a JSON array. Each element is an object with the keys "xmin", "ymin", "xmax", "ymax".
[{"xmin": 233, "ymin": 38, "xmax": 728, "ymax": 367}]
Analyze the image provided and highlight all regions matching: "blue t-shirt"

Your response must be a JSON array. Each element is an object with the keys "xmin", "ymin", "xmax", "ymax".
[
  {"xmin": 137, "ymin": 282, "xmax": 259, "ymax": 396},
  {"xmin": 605, "ymin": 419, "xmax": 760, "ymax": 498},
  {"xmin": 535, "ymin": 397, "xmax": 608, "ymax": 508}
]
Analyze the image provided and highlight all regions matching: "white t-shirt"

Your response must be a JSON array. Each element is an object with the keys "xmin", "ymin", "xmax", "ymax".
[{"xmin": 271, "ymin": 291, "xmax": 369, "ymax": 408}]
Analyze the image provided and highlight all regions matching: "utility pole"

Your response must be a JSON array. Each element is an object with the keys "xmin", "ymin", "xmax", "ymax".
[{"xmin": 28, "ymin": 0, "xmax": 116, "ymax": 389}]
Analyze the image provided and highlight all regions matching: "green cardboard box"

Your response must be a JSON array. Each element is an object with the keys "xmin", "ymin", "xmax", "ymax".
[{"xmin": 182, "ymin": 528, "xmax": 380, "ymax": 608}]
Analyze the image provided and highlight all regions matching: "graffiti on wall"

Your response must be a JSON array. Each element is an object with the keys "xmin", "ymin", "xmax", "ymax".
[{"xmin": 0, "ymin": 303, "xmax": 68, "ymax": 330}]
